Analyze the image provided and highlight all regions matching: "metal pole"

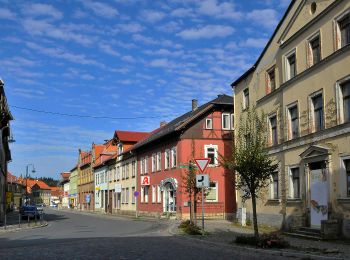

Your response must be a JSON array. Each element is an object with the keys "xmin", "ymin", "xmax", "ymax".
[
  {"xmin": 27, "ymin": 214, "xmax": 30, "ymax": 227},
  {"xmin": 19, "ymin": 212, "xmax": 21, "ymax": 228},
  {"xmin": 26, "ymin": 165, "xmax": 28, "ymax": 205},
  {"xmin": 4, "ymin": 213, "xmax": 6, "ymax": 230},
  {"xmin": 202, "ymin": 186, "xmax": 204, "ymax": 232}
]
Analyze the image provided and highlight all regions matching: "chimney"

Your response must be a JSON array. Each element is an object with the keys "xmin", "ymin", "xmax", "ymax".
[
  {"xmin": 160, "ymin": 121, "xmax": 167, "ymax": 127},
  {"xmin": 192, "ymin": 99, "xmax": 198, "ymax": 111}
]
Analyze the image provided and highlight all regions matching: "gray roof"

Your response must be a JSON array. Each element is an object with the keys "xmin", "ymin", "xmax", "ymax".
[{"xmin": 132, "ymin": 94, "xmax": 233, "ymax": 150}]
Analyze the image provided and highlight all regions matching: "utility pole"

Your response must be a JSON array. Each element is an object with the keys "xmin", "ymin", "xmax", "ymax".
[{"xmin": 25, "ymin": 164, "xmax": 35, "ymax": 205}]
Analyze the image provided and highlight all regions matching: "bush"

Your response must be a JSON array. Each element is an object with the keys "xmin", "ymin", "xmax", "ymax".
[
  {"xmin": 179, "ymin": 220, "xmax": 202, "ymax": 235},
  {"xmin": 235, "ymin": 233, "xmax": 289, "ymax": 249}
]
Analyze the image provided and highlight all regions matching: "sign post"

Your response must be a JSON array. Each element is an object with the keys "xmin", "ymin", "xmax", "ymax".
[{"xmin": 194, "ymin": 158, "xmax": 211, "ymax": 233}]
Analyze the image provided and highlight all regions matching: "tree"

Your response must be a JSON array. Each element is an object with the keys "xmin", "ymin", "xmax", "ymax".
[{"xmin": 221, "ymin": 107, "xmax": 278, "ymax": 239}]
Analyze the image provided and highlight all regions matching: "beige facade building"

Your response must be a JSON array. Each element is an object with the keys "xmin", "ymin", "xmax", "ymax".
[{"xmin": 232, "ymin": 0, "xmax": 350, "ymax": 237}]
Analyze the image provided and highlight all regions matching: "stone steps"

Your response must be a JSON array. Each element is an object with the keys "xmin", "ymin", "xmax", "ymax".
[{"xmin": 285, "ymin": 227, "xmax": 322, "ymax": 240}]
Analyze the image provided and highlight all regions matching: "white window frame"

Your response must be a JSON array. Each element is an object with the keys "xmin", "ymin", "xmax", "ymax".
[
  {"xmin": 284, "ymin": 48, "xmax": 296, "ymax": 82},
  {"xmin": 205, "ymin": 118, "xmax": 213, "ymax": 129},
  {"xmin": 307, "ymin": 31, "xmax": 321, "ymax": 67},
  {"xmin": 266, "ymin": 66, "xmax": 276, "ymax": 93},
  {"xmin": 340, "ymin": 156, "xmax": 350, "ymax": 198},
  {"xmin": 204, "ymin": 144, "xmax": 218, "ymax": 166},
  {"xmin": 157, "ymin": 185, "xmax": 161, "ymax": 203},
  {"xmin": 152, "ymin": 153, "xmax": 156, "ymax": 172},
  {"xmin": 144, "ymin": 186, "xmax": 149, "ymax": 203},
  {"xmin": 171, "ymin": 147, "xmax": 177, "ymax": 168},
  {"xmin": 270, "ymin": 172, "xmax": 279, "ymax": 200},
  {"xmin": 243, "ymin": 88, "xmax": 249, "ymax": 110},
  {"xmin": 205, "ymin": 182, "xmax": 218, "ymax": 202},
  {"xmin": 268, "ymin": 113, "xmax": 278, "ymax": 146},
  {"xmin": 126, "ymin": 187, "xmax": 129, "ymax": 204},
  {"xmin": 116, "ymin": 166, "xmax": 120, "ymax": 180},
  {"xmin": 308, "ymin": 89, "xmax": 324, "ymax": 133},
  {"xmin": 152, "ymin": 185, "xmax": 156, "ymax": 203},
  {"xmin": 286, "ymin": 102, "xmax": 299, "ymax": 140},
  {"xmin": 288, "ymin": 166, "xmax": 300, "ymax": 199},
  {"xmin": 335, "ymin": 9, "xmax": 350, "ymax": 50},
  {"xmin": 132, "ymin": 187, "xmax": 135, "ymax": 204},
  {"xmin": 231, "ymin": 113, "xmax": 234, "ymax": 130},
  {"xmin": 222, "ymin": 113, "xmax": 230, "ymax": 130},
  {"xmin": 144, "ymin": 156, "xmax": 148, "ymax": 174},
  {"xmin": 156, "ymin": 152, "xmax": 161, "ymax": 171},
  {"xmin": 141, "ymin": 186, "xmax": 144, "ymax": 203},
  {"xmin": 132, "ymin": 161, "xmax": 136, "ymax": 178},
  {"xmin": 140, "ymin": 157, "xmax": 144, "ymax": 175},
  {"xmin": 165, "ymin": 149, "xmax": 170, "ymax": 169},
  {"xmin": 336, "ymin": 75, "xmax": 350, "ymax": 124}
]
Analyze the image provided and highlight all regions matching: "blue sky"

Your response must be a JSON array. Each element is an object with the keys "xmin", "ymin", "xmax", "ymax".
[{"xmin": 1, "ymin": 0, "xmax": 290, "ymax": 179}]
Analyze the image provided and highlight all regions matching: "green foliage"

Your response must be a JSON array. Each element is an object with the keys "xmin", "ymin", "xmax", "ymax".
[
  {"xmin": 38, "ymin": 177, "xmax": 59, "ymax": 187},
  {"xmin": 178, "ymin": 220, "xmax": 191, "ymax": 229}
]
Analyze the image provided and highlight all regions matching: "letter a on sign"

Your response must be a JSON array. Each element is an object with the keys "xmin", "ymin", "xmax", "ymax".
[
  {"xmin": 141, "ymin": 176, "xmax": 150, "ymax": 186},
  {"xmin": 194, "ymin": 158, "xmax": 211, "ymax": 173}
]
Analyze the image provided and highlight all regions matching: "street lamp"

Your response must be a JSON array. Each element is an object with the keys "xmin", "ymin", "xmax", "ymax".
[{"xmin": 25, "ymin": 164, "xmax": 36, "ymax": 205}]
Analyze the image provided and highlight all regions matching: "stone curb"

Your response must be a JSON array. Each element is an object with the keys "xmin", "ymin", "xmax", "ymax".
[
  {"xmin": 167, "ymin": 225, "xmax": 344, "ymax": 260},
  {"xmin": 0, "ymin": 221, "xmax": 48, "ymax": 234}
]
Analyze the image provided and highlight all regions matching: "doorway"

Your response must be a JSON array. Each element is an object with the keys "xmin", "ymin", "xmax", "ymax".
[
  {"xmin": 309, "ymin": 161, "xmax": 328, "ymax": 228},
  {"xmin": 163, "ymin": 183, "xmax": 176, "ymax": 212}
]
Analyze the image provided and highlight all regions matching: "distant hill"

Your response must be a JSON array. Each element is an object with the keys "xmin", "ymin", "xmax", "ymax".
[{"xmin": 38, "ymin": 177, "xmax": 59, "ymax": 187}]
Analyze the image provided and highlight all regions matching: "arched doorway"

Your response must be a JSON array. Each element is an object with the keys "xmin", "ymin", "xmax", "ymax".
[{"xmin": 160, "ymin": 178, "xmax": 177, "ymax": 213}]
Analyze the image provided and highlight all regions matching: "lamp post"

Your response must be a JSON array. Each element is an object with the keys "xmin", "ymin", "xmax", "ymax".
[{"xmin": 25, "ymin": 164, "xmax": 36, "ymax": 205}]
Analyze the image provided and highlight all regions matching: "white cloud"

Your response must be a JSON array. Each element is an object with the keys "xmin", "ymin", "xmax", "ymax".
[
  {"xmin": 141, "ymin": 9, "xmax": 165, "ymax": 23},
  {"xmin": 99, "ymin": 43, "xmax": 120, "ymax": 57},
  {"xmin": 22, "ymin": 19, "xmax": 94, "ymax": 45},
  {"xmin": 197, "ymin": 0, "xmax": 243, "ymax": 20},
  {"xmin": 12, "ymin": 88, "xmax": 45, "ymax": 99},
  {"xmin": 149, "ymin": 58, "xmax": 176, "ymax": 68},
  {"xmin": 157, "ymin": 21, "xmax": 182, "ymax": 33},
  {"xmin": 247, "ymin": 9, "xmax": 279, "ymax": 29},
  {"xmin": 177, "ymin": 25, "xmax": 234, "ymax": 40},
  {"xmin": 241, "ymin": 37, "xmax": 268, "ymax": 48},
  {"xmin": 117, "ymin": 22, "xmax": 144, "ymax": 33},
  {"xmin": 171, "ymin": 8, "xmax": 194, "ymax": 17},
  {"xmin": 132, "ymin": 34, "xmax": 157, "ymax": 44},
  {"xmin": 121, "ymin": 55, "xmax": 136, "ymax": 63},
  {"xmin": 0, "ymin": 8, "xmax": 16, "ymax": 20},
  {"xmin": 24, "ymin": 3, "xmax": 63, "ymax": 20},
  {"xmin": 82, "ymin": 1, "xmax": 118, "ymax": 18}
]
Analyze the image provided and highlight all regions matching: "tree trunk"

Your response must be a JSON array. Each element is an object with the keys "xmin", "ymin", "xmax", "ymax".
[
  {"xmin": 189, "ymin": 190, "xmax": 193, "ymax": 224},
  {"xmin": 193, "ymin": 190, "xmax": 197, "ymax": 225},
  {"xmin": 251, "ymin": 194, "xmax": 259, "ymax": 239}
]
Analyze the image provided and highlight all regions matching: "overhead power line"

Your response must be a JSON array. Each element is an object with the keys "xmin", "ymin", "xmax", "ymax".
[{"xmin": 10, "ymin": 105, "xmax": 157, "ymax": 120}]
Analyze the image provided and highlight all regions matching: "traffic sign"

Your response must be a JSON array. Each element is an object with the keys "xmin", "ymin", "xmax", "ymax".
[
  {"xmin": 196, "ymin": 174, "xmax": 209, "ymax": 188},
  {"xmin": 194, "ymin": 158, "xmax": 211, "ymax": 173}
]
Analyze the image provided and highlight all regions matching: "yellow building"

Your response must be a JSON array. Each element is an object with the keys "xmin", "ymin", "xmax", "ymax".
[{"xmin": 232, "ymin": 0, "xmax": 350, "ymax": 238}]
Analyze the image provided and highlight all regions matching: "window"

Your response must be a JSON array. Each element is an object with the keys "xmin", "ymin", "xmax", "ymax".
[
  {"xmin": 231, "ymin": 114, "xmax": 234, "ymax": 130},
  {"xmin": 271, "ymin": 172, "xmax": 279, "ymax": 199},
  {"xmin": 338, "ymin": 80, "xmax": 350, "ymax": 123},
  {"xmin": 288, "ymin": 104, "xmax": 299, "ymax": 139},
  {"xmin": 152, "ymin": 154, "xmax": 156, "ymax": 172},
  {"xmin": 289, "ymin": 167, "xmax": 300, "ymax": 199},
  {"xmin": 132, "ymin": 187, "xmax": 135, "ymax": 204},
  {"xmin": 344, "ymin": 159, "xmax": 350, "ymax": 197},
  {"xmin": 140, "ymin": 158, "xmax": 144, "ymax": 175},
  {"xmin": 338, "ymin": 13, "xmax": 350, "ymax": 48},
  {"xmin": 144, "ymin": 186, "xmax": 149, "ymax": 203},
  {"xmin": 118, "ymin": 143, "xmax": 123, "ymax": 155},
  {"xmin": 311, "ymin": 93, "xmax": 324, "ymax": 132},
  {"xmin": 141, "ymin": 186, "xmax": 144, "ymax": 203},
  {"xmin": 285, "ymin": 51, "xmax": 296, "ymax": 81},
  {"xmin": 171, "ymin": 147, "xmax": 177, "ymax": 168},
  {"xmin": 205, "ymin": 145, "xmax": 218, "ymax": 166},
  {"xmin": 116, "ymin": 166, "xmax": 120, "ymax": 180},
  {"xmin": 132, "ymin": 161, "xmax": 136, "ymax": 178},
  {"xmin": 269, "ymin": 115, "xmax": 278, "ymax": 146},
  {"xmin": 126, "ymin": 163, "xmax": 129, "ymax": 179},
  {"xmin": 157, "ymin": 185, "xmax": 162, "ymax": 203},
  {"xmin": 206, "ymin": 182, "xmax": 218, "ymax": 202},
  {"xmin": 205, "ymin": 118, "xmax": 213, "ymax": 129},
  {"xmin": 122, "ymin": 165, "xmax": 125, "ymax": 179},
  {"xmin": 267, "ymin": 67, "xmax": 276, "ymax": 93},
  {"xmin": 222, "ymin": 113, "xmax": 230, "ymax": 130},
  {"xmin": 243, "ymin": 88, "xmax": 249, "ymax": 109},
  {"xmin": 152, "ymin": 185, "xmax": 156, "ymax": 203},
  {"xmin": 165, "ymin": 149, "xmax": 170, "ymax": 169},
  {"xmin": 144, "ymin": 156, "xmax": 148, "ymax": 174},
  {"xmin": 157, "ymin": 152, "xmax": 161, "ymax": 171},
  {"xmin": 309, "ymin": 35, "xmax": 321, "ymax": 65},
  {"xmin": 125, "ymin": 188, "xmax": 129, "ymax": 204},
  {"xmin": 121, "ymin": 188, "xmax": 125, "ymax": 204}
]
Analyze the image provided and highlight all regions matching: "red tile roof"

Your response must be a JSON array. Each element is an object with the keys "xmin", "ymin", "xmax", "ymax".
[
  {"xmin": 7, "ymin": 171, "xmax": 17, "ymax": 182},
  {"xmin": 61, "ymin": 172, "xmax": 70, "ymax": 179},
  {"xmin": 17, "ymin": 178, "xmax": 52, "ymax": 193},
  {"xmin": 114, "ymin": 131, "xmax": 149, "ymax": 143}
]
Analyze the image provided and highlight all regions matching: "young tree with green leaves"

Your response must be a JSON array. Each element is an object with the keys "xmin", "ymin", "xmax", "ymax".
[{"xmin": 221, "ymin": 107, "xmax": 278, "ymax": 239}]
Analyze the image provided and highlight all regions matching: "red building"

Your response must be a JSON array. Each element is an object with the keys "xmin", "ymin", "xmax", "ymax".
[{"xmin": 133, "ymin": 94, "xmax": 235, "ymax": 219}]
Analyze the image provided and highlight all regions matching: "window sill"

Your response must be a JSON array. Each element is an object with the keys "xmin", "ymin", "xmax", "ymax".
[
  {"xmin": 287, "ymin": 198, "xmax": 302, "ymax": 203},
  {"xmin": 267, "ymin": 199, "xmax": 280, "ymax": 204}
]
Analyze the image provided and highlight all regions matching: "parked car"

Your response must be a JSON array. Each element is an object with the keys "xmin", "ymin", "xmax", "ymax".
[
  {"xmin": 20, "ymin": 205, "xmax": 41, "ymax": 219},
  {"xmin": 35, "ymin": 204, "xmax": 45, "ymax": 211}
]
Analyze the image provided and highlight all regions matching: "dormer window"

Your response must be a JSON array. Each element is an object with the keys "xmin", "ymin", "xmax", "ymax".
[
  {"xmin": 205, "ymin": 118, "xmax": 213, "ymax": 129},
  {"xmin": 118, "ymin": 143, "xmax": 123, "ymax": 154}
]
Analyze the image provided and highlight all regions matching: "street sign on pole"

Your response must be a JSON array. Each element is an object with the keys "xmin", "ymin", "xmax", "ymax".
[
  {"xmin": 194, "ymin": 158, "xmax": 211, "ymax": 173},
  {"xmin": 196, "ymin": 174, "xmax": 209, "ymax": 188}
]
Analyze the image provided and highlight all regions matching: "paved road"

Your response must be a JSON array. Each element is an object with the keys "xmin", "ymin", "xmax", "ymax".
[{"xmin": 0, "ymin": 208, "xmax": 298, "ymax": 259}]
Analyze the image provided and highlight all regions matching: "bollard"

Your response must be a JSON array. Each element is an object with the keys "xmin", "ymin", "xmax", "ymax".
[
  {"xmin": 18, "ymin": 213, "xmax": 21, "ymax": 228},
  {"xmin": 27, "ymin": 214, "xmax": 30, "ymax": 227},
  {"xmin": 4, "ymin": 213, "xmax": 6, "ymax": 230}
]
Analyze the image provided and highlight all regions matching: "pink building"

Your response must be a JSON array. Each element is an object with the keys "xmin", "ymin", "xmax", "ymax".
[{"xmin": 132, "ymin": 94, "xmax": 235, "ymax": 219}]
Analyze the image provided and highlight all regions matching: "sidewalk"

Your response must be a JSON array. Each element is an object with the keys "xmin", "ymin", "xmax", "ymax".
[
  {"xmin": 171, "ymin": 219, "xmax": 350, "ymax": 259},
  {"xmin": 0, "ymin": 210, "xmax": 48, "ymax": 234}
]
